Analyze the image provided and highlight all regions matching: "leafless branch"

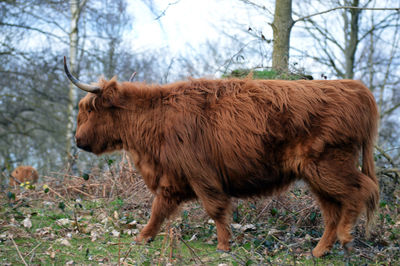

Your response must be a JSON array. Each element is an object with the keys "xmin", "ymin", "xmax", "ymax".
[
  {"xmin": 375, "ymin": 145, "xmax": 398, "ymax": 168},
  {"xmin": 294, "ymin": 6, "xmax": 400, "ymax": 25},
  {"xmin": 238, "ymin": 0, "xmax": 274, "ymax": 16},
  {"xmin": 154, "ymin": 0, "xmax": 181, "ymax": 20},
  {"xmin": 378, "ymin": 13, "xmax": 400, "ymax": 116},
  {"xmin": 0, "ymin": 22, "xmax": 66, "ymax": 43},
  {"xmin": 78, "ymin": 0, "xmax": 89, "ymax": 13},
  {"xmin": 382, "ymin": 102, "xmax": 400, "ymax": 117}
]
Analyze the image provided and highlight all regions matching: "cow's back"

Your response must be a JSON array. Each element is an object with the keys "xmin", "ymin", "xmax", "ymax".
[{"xmin": 158, "ymin": 78, "xmax": 377, "ymax": 197}]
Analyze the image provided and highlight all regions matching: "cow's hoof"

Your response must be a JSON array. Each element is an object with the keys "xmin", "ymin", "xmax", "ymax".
[
  {"xmin": 343, "ymin": 241, "xmax": 354, "ymax": 255},
  {"xmin": 312, "ymin": 249, "xmax": 323, "ymax": 258},
  {"xmin": 134, "ymin": 236, "xmax": 153, "ymax": 244},
  {"xmin": 216, "ymin": 244, "xmax": 231, "ymax": 253},
  {"xmin": 217, "ymin": 249, "xmax": 230, "ymax": 253},
  {"xmin": 312, "ymin": 248, "xmax": 330, "ymax": 258}
]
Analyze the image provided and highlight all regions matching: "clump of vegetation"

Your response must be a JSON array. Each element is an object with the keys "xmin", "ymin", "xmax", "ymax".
[{"xmin": 224, "ymin": 68, "xmax": 314, "ymax": 80}]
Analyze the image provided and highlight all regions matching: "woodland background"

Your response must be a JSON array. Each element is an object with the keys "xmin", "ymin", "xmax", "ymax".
[
  {"xmin": 0, "ymin": 0, "xmax": 399, "ymax": 264},
  {"xmin": 1, "ymin": 0, "xmax": 399, "ymax": 181}
]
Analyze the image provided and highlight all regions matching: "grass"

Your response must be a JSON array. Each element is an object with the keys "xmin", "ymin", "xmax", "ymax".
[
  {"xmin": 1, "ymin": 166, "xmax": 399, "ymax": 265},
  {"xmin": 223, "ymin": 69, "xmax": 313, "ymax": 80},
  {"xmin": 1, "ymin": 197, "xmax": 397, "ymax": 265}
]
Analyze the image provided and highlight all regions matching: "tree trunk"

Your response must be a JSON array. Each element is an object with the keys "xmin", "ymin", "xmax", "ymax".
[
  {"xmin": 343, "ymin": 0, "xmax": 360, "ymax": 79},
  {"xmin": 271, "ymin": 0, "xmax": 293, "ymax": 72},
  {"xmin": 66, "ymin": 0, "xmax": 87, "ymax": 164}
]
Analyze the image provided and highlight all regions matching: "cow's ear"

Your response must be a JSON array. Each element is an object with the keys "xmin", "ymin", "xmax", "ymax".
[
  {"xmin": 98, "ymin": 78, "xmax": 140, "ymax": 110},
  {"xmin": 98, "ymin": 77, "xmax": 120, "ymax": 107}
]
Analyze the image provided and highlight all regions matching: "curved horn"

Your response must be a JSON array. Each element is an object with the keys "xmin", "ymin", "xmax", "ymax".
[
  {"xmin": 63, "ymin": 56, "xmax": 101, "ymax": 93},
  {"xmin": 129, "ymin": 71, "xmax": 137, "ymax": 82}
]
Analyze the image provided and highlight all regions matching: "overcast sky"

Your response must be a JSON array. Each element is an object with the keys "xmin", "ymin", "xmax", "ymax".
[
  {"xmin": 127, "ymin": 0, "xmax": 272, "ymax": 53},
  {"xmin": 124, "ymin": 0, "xmax": 399, "ymax": 79},
  {"xmin": 124, "ymin": 0, "xmax": 329, "ymax": 78}
]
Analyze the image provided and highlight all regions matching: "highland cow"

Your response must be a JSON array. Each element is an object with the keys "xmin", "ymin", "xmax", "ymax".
[
  {"xmin": 10, "ymin": 166, "xmax": 39, "ymax": 187},
  {"xmin": 64, "ymin": 57, "xmax": 379, "ymax": 257}
]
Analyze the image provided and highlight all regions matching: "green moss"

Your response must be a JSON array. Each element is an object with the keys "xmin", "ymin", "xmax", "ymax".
[{"xmin": 223, "ymin": 68, "xmax": 313, "ymax": 80}]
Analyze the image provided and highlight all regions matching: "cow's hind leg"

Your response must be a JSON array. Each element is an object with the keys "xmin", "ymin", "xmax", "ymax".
[
  {"xmin": 203, "ymin": 196, "xmax": 232, "ymax": 252},
  {"xmin": 304, "ymin": 149, "xmax": 364, "ymax": 257},
  {"xmin": 336, "ymin": 172, "xmax": 378, "ymax": 253},
  {"xmin": 192, "ymin": 183, "xmax": 232, "ymax": 251},
  {"xmin": 312, "ymin": 195, "xmax": 340, "ymax": 257},
  {"xmin": 136, "ymin": 194, "xmax": 181, "ymax": 243},
  {"xmin": 336, "ymin": 205, "xmax": 358, "ymax": 254}
]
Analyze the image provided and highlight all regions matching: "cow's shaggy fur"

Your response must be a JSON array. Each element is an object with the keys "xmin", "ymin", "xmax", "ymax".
[
  {"xmin": 75, "ymin": 77, "xmax": 379, "ymax": 257},
  {"xmin": 10, "ymin": 166, "xmax": 39, "ymax": 186}
]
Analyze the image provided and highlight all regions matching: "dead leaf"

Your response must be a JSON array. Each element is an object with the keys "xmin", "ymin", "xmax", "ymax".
[
  {"xmin": 91, "ymin": 230, "xmax": 100, "ymax": 242},
  {"xmin": 56, "ymin": 238, "xmax": 71, "ymax": 246},
  {"xmin": 35, "ymin": 227, "xmax": 55, "ymax": 239},
  {"xmin": 47, "ymin": 250, "xmax": 56, "ymax": 259},
  {"xmin": 231, "ymin": 223, "xmax": 242, "ymax": 230},
  {"xmin": 111, "ymin": 229, "xmax": 120, "ymax": 237},
  {"xmin": 22, "ymin": 217, "xmax": 32, "ymax": 229},
  {"xmin": 188, "ymin": 234, "xmax": 197, "ymax": 241},
  {"xmin": 241, "ymin": 224, "xmax": 256, "ymax": 232},
  {"xmin": 56, "ymin": 218, "xmax": 71, "ymax": 226},
  {"xmin": 126, "ymin": 220, "xmax": 137, "ymax": 229}
]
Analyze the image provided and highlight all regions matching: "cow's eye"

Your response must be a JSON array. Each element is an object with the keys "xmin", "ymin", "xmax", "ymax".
[{"xmin": 88, "ymin": 109, "xmax": 92, "ymax": 114}]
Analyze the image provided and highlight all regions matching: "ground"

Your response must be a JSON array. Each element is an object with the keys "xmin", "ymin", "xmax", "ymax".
[{"xmin": 1, "ymin": 163, "xmax": 399, "ymax": 265}]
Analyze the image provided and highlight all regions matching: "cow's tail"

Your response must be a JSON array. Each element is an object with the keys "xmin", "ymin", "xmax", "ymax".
[{"xmin": 362, "ymin": 123, "xmax": 379, "ymax": 234}]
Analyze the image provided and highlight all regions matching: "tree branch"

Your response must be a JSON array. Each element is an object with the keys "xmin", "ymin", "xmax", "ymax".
[
  {"xmin": 154, "ymin": 0, "xmax": 180, "ymax": 20},
  {"xmin": 294, "ymin": 6, "xmax": 400, "ymax": 24},
  {"xmin": 238, "ymin": 0, "xmax": 274, "ymax": 16},
  {"xmin": 0, "ymin": 22, "xmax": 66, "ymax": 43},
  {"xmin": 375, "ymin": 145, "xmax": 398, "ymax": 168}
]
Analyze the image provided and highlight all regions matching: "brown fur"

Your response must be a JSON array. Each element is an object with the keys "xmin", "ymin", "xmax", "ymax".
[
  {"xmin": 10, "ymin": 166, "xmax": 39, "ymax": 186},
  {"xmin": 74, "ymin": 77, "xmax": 379, "ymax": 257}
]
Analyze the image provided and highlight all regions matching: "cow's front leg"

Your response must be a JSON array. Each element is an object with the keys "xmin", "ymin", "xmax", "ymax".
[{"xmin": 136, "ymin": 194, "xmax": 180, "ymax": 243}]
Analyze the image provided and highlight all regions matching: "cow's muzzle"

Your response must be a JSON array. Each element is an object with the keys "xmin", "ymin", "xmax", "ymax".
[{"xmin": 75, "ymin": 136, "xmax": 92, "ymax": 152}]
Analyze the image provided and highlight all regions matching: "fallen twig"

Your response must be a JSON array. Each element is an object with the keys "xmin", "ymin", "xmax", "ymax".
[
  {"xmin": 70, "ymin": 187, "xmax": 95, "ymax": 199},
  {"xmin": 179, "ymin": 236, "xmax": 204, "ymax": 264},
  {"xmin": 46, "ymin": 186, "xmax": 73, "ymax": 209},
  {"xmin": 118, "ymin": 231, "xmax": 121, "ymax": 266},
  {"xmin": 10, "ymin": 235, "xmax": 28, "ymax": 266},
  {"xmin": 122, "ymin": 246, "xmax": 133, "ymax": 263},
  {"xmin": 27, "ymin": 242, "xmax": 42, "ymax": 264},
  {"xmin": 360, "ymin": 253, "xmax": 374, "ymax": 261}
]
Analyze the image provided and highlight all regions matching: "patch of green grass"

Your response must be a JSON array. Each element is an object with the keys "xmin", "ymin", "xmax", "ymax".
[
  {"xmin": 223, "ymin": 69, "xmax": 312, "ymax": 80},
  {"xmin": 1, "ymin": 195, "xmax": 399, "ymax": 265}
]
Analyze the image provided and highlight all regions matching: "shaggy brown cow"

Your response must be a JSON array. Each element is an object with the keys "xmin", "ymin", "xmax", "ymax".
[
  {"xmin": 10, "ymin": 166, "xmax": 39, "ymax": 187},
  {"xmin": 64, "ymin": 58, "xmax": 379, "ymax": 257}
]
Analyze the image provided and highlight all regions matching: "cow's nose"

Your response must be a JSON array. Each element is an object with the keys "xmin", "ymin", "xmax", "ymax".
[
  {"xmin": 75, "ymin": 135, "xmax": 83, "ymax": 148},
  {"xmin": 75, "ymin": 135, "xmax": 92, "ymax": 152}
]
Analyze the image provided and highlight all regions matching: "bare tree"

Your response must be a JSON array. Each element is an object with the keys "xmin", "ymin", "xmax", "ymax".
[
  {"xmin": 271, "ymin": 0, "xmax": 293, "ymax": 72},
  {"xmin": 240, "ymin": 0, "xmax": 399, "ymax": 74},
  {"xmin": 65, "ymin": 0, "xmax": 89, "ymax": 164}
]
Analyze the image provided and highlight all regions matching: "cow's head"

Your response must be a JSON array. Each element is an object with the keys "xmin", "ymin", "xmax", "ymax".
[{"xmin": 64, "ymin": 57, "xmax": 127, "ymax": 155}]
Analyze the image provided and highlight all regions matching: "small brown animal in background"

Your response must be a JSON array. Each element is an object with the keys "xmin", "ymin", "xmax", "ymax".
[
  {"xmin": 10, "ymin": 166, "xmax": 39, "ymax": 187},
  {"xmin": 64, "ymin": 57, "xmax": 379, "ymax": 258}
]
